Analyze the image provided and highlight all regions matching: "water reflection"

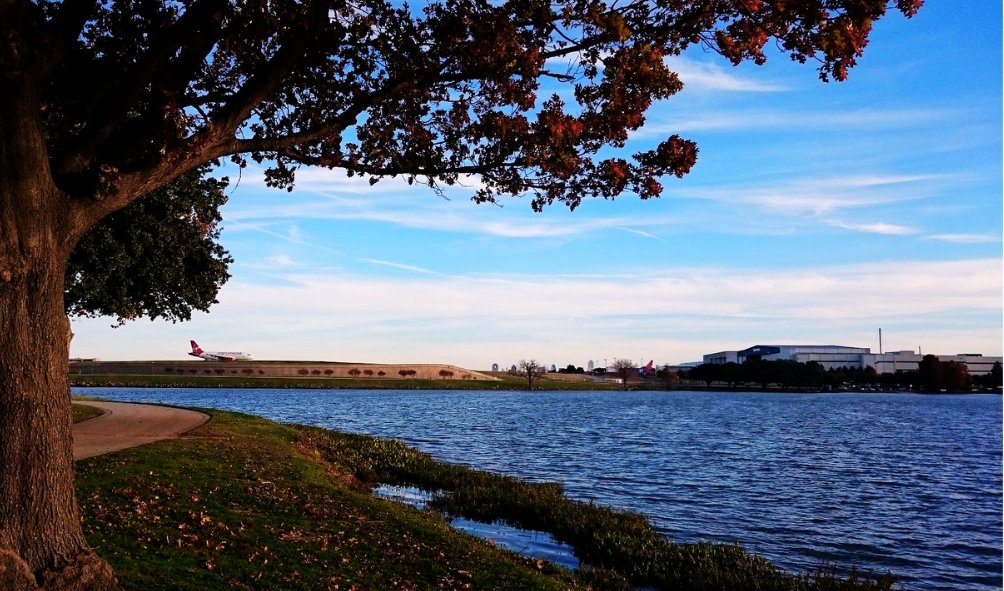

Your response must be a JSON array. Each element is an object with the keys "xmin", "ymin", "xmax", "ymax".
[{"xmin": 374, "ymin": 484, "xmax": 579, "ymax": 570}]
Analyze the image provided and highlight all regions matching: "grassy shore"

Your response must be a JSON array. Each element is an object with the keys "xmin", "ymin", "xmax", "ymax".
[
  {"xmin": 70, "ymin": 373, "xmax": 640, "ymax": 391},
  {"xmin": 74, "ymin": 405, "xmax": 896, "ymax": 591}
]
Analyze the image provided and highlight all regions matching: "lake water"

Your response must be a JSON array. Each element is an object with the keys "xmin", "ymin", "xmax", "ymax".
[{"xmin": 74, "ymin": 387, "xmax": 1002, "ymax": 590}]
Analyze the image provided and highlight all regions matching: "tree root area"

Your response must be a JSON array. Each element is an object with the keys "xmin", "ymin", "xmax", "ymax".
[{"xmin": 0, "ymin": 549, "xmax": 121, "ymax": 591}]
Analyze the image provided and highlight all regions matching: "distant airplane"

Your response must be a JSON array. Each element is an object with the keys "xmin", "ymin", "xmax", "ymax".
[
  {"xmin": 637, "ymin": 360, "xmax": 654, "ymax": 374},
  {"xmin": 188, "ymin": 340, "xmax": 253, "ymax": 362}
]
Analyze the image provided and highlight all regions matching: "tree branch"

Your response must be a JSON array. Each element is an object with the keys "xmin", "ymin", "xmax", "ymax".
[
  {"xmin": 51, "ymin": 0, "xmax": 227, "ymax": 176},
  {"xmin": 40, "ymin": 0, "xmax": 97, "ymax": 77}
]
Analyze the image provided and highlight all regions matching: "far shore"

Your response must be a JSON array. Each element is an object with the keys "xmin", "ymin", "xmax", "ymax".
[{"xmin": 69, "ymin": 373, "xmax": 999, "ymax": 394}]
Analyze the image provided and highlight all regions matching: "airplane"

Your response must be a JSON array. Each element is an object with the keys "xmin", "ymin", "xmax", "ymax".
[
  {"xmin": 637, "ymin": 360, "xmax": 654, "ymax": 374},
  {"xmin": 188, "ymin": 340, "xmax": 253, "ymax": 362}
]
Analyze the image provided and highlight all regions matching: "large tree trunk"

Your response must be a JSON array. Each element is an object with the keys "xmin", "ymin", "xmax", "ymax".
[{"xmin": 0, "ymin": 42, "xmax": 120, "ymax": 591}]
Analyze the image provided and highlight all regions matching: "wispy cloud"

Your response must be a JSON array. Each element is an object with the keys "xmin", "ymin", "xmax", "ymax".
[
  {"xmin": 667, "ymin": 57, "xmax": 788, "ymax": 92},
  {"xmin": 225, "ymin": 221, "xmax": 343, "ymax": 253},
  {"xmin": 827, "ymin": 220, "xmax": 919, "ymax": 236},
  {"xmin": 615, "ymin": 227, "xmax": 668, "ymax": 242},
  {"xmin": 362, "ymin": 258, "xmax": 438, "ymax": 274},
  {"xmin": 265, "ymin": 254, "xmax": 297, "ymax": 266},
  {"xmin": 675, "ymin": 174, "xmax": 940, "ymax": 215},
  {"xmin": 637, "ymin": 108, "xmax": 951, "ymax": 136},
  {"xmin": 928, "ymin": 233, "xmax": 1000, "ymax": 244},
  {"xmin": 225, "ymin": 174, "xmax": 684, "ymax": 240},
  {"xmin": 69, "ymin": 258, "xmax": 1003, "ymax": 366}
]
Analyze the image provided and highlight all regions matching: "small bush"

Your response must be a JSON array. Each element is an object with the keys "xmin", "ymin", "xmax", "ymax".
[
  {"xmin": 378, "ymin": 371, "xmax": 386, "ymax": 376},
  {"xmin": 214, "ymin": 368, "xmax": 226, "ymax": 375},
  {"xmin": 203, "ymin": 369, "xmax": 212, "ymax": 375},
  {"xmin": 324, "ymin": 369, "xmax": 334, "ymax": 375},
  {"xmin": 348, "ymin": 368, "xmax": 362, "ymax": 377},
  {"xmin": 189, "ymin": 369, "xmax": 198, "ymax": 374},
  {"xmin": 164, "ymin": 367, "xmax": 173, "ymax": 373},
  {"xmin": 311, "ymin": 369, "xmax": 321, "ymax": 375},
  {"xmin": 241, "ymin": 368, "xmax": 254, "ymax": 375},
  {"xmin": 398, "ymin": 370, "xmax": 408, "ymax": 377},
  {"xmin": 364, "ymin": 369, "xmax": 374, "ymax": 376},
  {"xmin": 298, "ymin": 369, "xmax": 309, "ymax": 376},
  {"xmin": 258, "ymin": 370, "xmax": 265, "ymax": 375}
]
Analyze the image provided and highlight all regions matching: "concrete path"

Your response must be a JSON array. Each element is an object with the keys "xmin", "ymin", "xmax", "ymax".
[{"xmin": 73, "ymin": 401, "xmax": 210, "ymax": 460}]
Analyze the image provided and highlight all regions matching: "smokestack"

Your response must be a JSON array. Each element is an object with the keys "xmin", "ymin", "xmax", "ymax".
[{"xmin": 879, "ymin": 328, "xmax": 882, "ymax": 355}]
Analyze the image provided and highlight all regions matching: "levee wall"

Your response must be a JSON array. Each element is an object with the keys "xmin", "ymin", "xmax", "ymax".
[{"xmin": 69, "ymin": 361, "xmax": 498, "ymax": 381}]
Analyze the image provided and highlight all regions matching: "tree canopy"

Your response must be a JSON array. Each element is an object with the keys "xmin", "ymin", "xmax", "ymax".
[
  {"xmin": 65, "ymin": 166, "xmax": 232, "ymax": 325},
  {"xmin": 20, "ymin": 0, "xmax": 920, "ymax": 227},
  {"xmin": 0, "ymin": 0, "xmax": 923, "ymax": 587}
]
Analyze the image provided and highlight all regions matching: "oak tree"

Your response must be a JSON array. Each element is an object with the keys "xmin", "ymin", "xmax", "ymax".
[
  {"xmin": 0, "ymin": 0, "xmax": 920, "ymax": 588},
  {"xmin": 65, "ymin": 166, "xmax": 232, "ymax": 325}
]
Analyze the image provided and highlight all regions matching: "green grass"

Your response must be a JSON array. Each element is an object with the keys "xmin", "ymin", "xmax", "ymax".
[
  {"xmin": 72, "ymin": 403, "xmax": 104, "ymax": 423},
  {"xmin": 70, "ymin": 373, "xmax": 634, "ymax": 391},
  {"xmin": 76, "ymin": 410, "xmax": 578, "ymax": 591}
]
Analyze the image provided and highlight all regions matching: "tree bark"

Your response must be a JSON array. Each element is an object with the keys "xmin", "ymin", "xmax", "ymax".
[{"xmin": 0, "ymin": 40, "xmax": 120, "ymax": 591}]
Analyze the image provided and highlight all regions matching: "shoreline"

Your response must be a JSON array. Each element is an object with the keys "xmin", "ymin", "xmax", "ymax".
[
  {"xmin": 70, "ymin": 374, "xmax": 999, "ymax": 394},
  {"xmin": 73, "ymin": 402, "xmax": 899, "ymax": 591}
]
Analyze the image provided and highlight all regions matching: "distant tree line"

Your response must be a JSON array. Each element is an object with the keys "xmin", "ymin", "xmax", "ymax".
[
  {"xmin": 557, "ymin": 364, "xmax": 586, "ymax": 374},
  {"xmin": 687, "ymin": 360, "xmax": 827, "ymax": 391},
  {"xmin": 682, "ymin": 357, "xmax": 1003, "ymax": 392}
]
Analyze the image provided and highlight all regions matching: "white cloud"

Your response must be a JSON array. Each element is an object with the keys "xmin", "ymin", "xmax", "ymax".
[
  {"xmin": 265, "ymin": 254, "xmax": 297, "ymax": 266},
  {"xmin": 224, "ymin": 174, "xmax": 685, "ymax": 239},
  {"xmin": 637, "ymin": 108, "xmax": 950, "ymax": 135},
  {"xmin": 928, "ymin": 233, "xmax": 1000, "ymax": 244},
  {"xmin": 667, "ymin": 57, "xmax": 788, "ymax": 92},
  {"xmin": 70, "ymin": 258, "xmax": 1003, "ymax": 367},
  {"xmin": 827, "ymin": 220, "xmax": 919, "ymax": 236},
  {"xmin": 615, "ymin": 227, "xmax": 668, "ymax": 242},
  {"xmin": 362, "ymin": 258, "xmax": 438, "ymax": 274},
  {"xmin": 675, "ymin": 174, "xmax": 939, "ymax": 216}
]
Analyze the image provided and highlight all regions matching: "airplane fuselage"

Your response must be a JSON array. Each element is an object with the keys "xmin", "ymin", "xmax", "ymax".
[
  {"xmin": 189, "ymin": 341, "xmax": 253, "ymax": 361},
  {"xmin": 188, "ymin": 351, "xmax": 252, "ymax": 362}
]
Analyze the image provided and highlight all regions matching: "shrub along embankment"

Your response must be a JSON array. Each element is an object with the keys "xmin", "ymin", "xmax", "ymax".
[{"xmin": 297, "ymin": 427, "xmax": 897, "ymax": 591}]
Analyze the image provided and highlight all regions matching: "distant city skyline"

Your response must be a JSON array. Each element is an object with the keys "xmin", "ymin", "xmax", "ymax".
[{"xmin": 70, "ymin": 2, "xmax": 1003, "ymax": 368}]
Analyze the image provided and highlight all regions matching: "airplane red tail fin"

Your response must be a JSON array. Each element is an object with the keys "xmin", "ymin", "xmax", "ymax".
[
  {"xmin": 646, "ymin": 360, "xmax": 654, "ymax": 371},
  {"xmin": 190, "ymin": 340, "xmax": 203, "ymax": 355}
]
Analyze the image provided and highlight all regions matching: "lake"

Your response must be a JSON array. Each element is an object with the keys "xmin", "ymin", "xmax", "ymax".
[{"xmin": 73, "ymin": 387, "xmax": 1002, "ymax": 590}]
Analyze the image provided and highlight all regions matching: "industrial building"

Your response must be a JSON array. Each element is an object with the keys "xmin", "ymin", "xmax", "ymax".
[{"xmin": 703, "ymin": 345, "xmax": 1002, "ymax": 375}]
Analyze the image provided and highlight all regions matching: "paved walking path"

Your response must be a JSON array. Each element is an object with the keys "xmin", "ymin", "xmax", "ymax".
[{"xmin": 73, "ymin": 401, "xmax": 210, "ymax": 459}]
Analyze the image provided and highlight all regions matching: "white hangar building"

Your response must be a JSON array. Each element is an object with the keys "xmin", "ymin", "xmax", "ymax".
[{"xmin": 703, "ymin": 345, "xmax": 1002, "ymax": 375}]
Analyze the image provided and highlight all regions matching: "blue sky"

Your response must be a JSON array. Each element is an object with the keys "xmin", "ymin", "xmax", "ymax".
[{"xmin": 71, "ymin": 3, "xmax": 1002, "ymax": 369}]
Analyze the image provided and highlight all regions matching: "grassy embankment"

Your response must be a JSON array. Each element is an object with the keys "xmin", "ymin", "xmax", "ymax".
[
  {"xmin": 69, "ymin": 373, "xmax": 640, "ymax": 391},
  {"xmin": 75, "ymin": 405, "xmax": 895, "ymax": 591}
]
